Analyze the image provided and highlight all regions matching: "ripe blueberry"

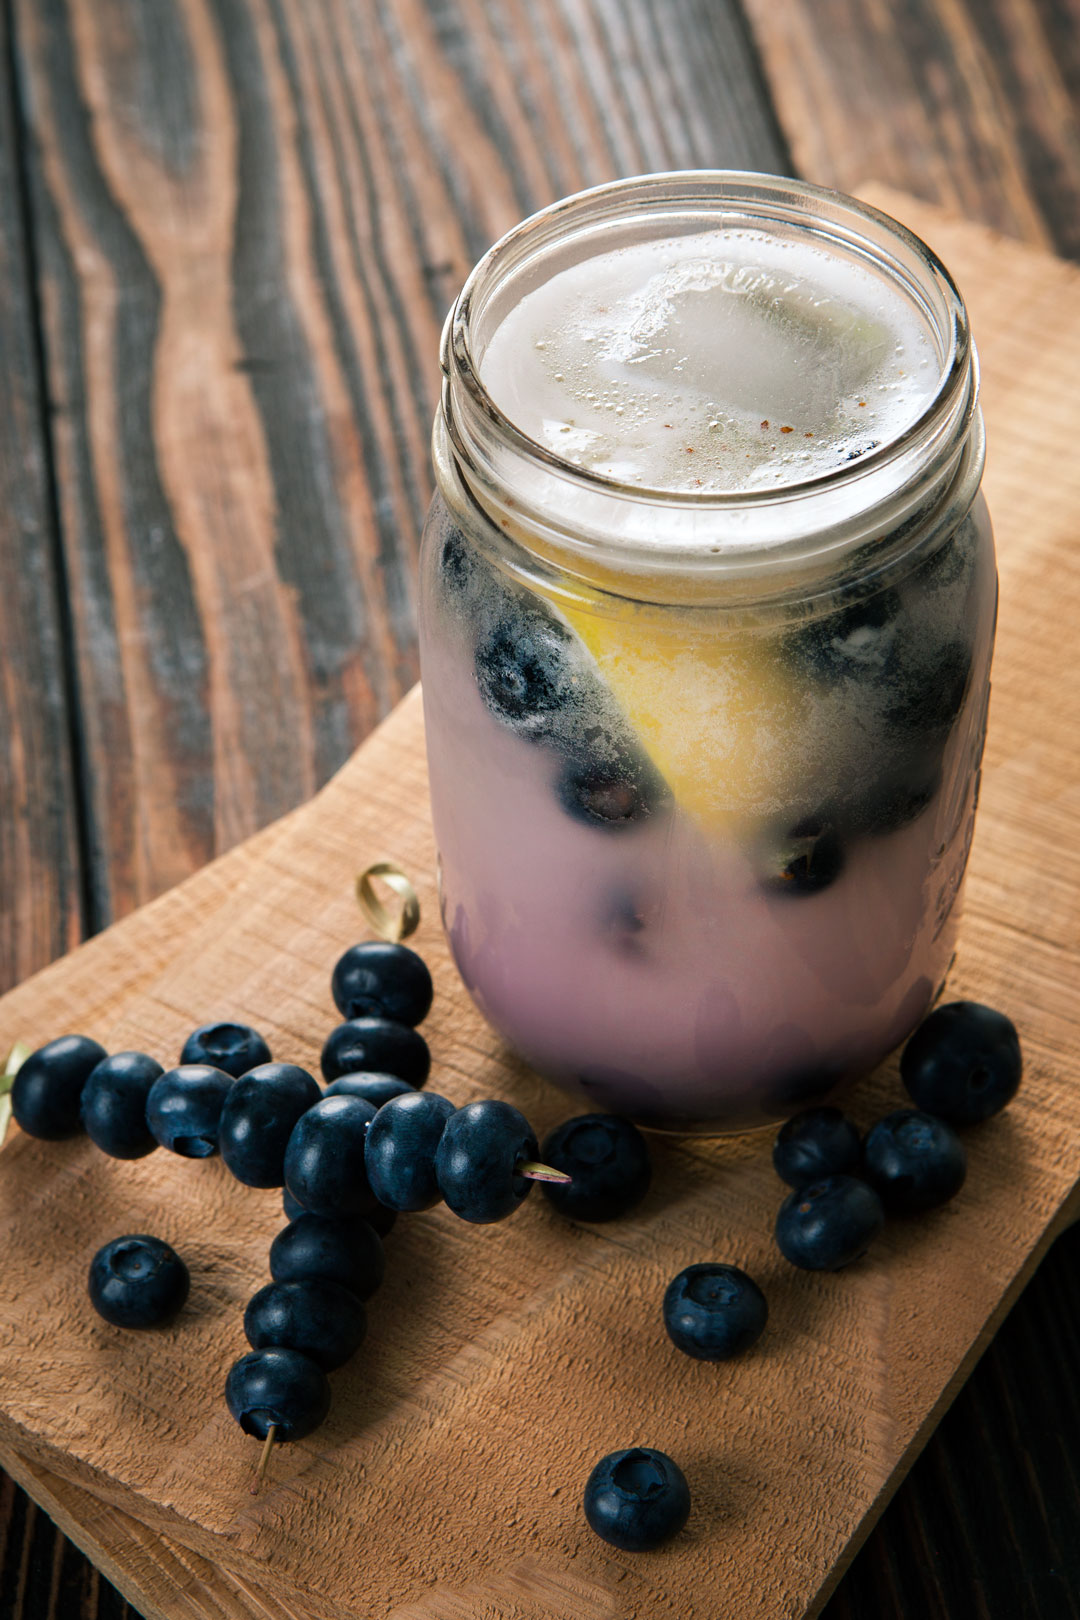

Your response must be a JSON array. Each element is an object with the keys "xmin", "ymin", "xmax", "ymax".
[
  {"xmin": 218, "ymin": 1063, "xmax": 321, "ymax": 1188},
  {"xmin": 146, "ymin": 1065, "xmax": 234, "ymax": 1158},
  {"xmin": 88, "ymin": 1235, "xmax": 189, "ymax": 1329},
  {"xmin": 435, "ymin": 1100, "xmax": 538, "ymax": 1224},
  {"xmin": 12, "ymin": 1035, "xmax": 107, "ymax": 1140},
  {"xmin": 662, "ymin": 1264, "xmax": 768, "ymax": 1361},
  {"xmin": 324, "ymin": 1072, "xmax": 416, "ymax": 1109},
  {"xmin": 331, "ymin": 941, "xmax": 433, "ymax": 1027},
  {"xmin": 80, "ymin": 1052, "xmax": 163, "ymax": 1159},
  {"xmin": 539, "ymin": 1114, "xmax": 650, "ymax": 1222},
  {"xmin": 244, "ymin": 1278, "xmax": 366, "ymax": 1373},
  {"xmin": 320, "ymin": 1018, "xmax": 430, "ymax": 1087},
  {"xmin": 775, "ymin": 1174, "xmax": 884, "ymax": 1270},
  {"xmin": 225, "ymin": 1347, "xmax": 330, "ymax": 1442},
  {"xmin": 900, "ymin": 1001, "xmax": 1022, "ymax": 1125},
  {"xmin": 583, "ymin": 1447, "xmax": 691, "ymax": 1551},
  {"xmin": 474, "ymin": 612, "xmax": 573, "ymax": 734},
  {"xmin": 772, "ymin": 1107, "xmax": 862, "ymax": 1189},
  {"xmin": 862, "ymin": 1109, "xmax": 966, "ymax": 1214},
  {"xmin": 364, "ymin": 1091, "xmax": 456, "ymax": 1211},
  {"xmin": 765, "ymin": 820, "xmax": 845, "ymax": 896},
  {"xmin": 180, "ymin": 1022, "xmax": 271, "ymax": 1078},
  {"xmin": 269, "ymin": 1213, "xmax": 385, "ymax": 1301},
  {"xmin": 283, "ymin": 1095, "xmax": 378, "ymax": 1218}
]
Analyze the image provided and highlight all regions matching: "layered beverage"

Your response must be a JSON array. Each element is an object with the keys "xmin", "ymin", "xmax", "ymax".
[{"xmin": 420, "ymin": 174, "xmax": 995, "ymax": 1131}]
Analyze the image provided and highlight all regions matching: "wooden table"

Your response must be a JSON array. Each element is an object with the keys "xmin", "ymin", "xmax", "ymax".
[{"xmin": 1, "ymin": 2, "xmax": 1079, "ymax": 1616}]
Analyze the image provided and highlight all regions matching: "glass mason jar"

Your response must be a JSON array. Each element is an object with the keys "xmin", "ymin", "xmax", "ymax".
[{"xmin": 418, "ymin": 173, "xmax": 996, "ymax": 1132}]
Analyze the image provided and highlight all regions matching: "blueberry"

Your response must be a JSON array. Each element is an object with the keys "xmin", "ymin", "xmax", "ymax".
[
  {"xmin": 883, "ymin": 639, "xmax": 972, "ymax": 738},
  {"xmin": 662, "ymin": 1264, "xmax": 768, "ymax": 1361},
  {"xmin": 439, "ymin": 526, "xmax": 474, "ymax": 593},
  {"xmin": 435, "ymin": 1100, "xmax": 538, "ymax": 1224},
  {"xmin": 772, "ymin": 1108, "xmax": 862, "ymax": 1189},
  {"xmin": 775, "ymin": 1175, "xmax": 884, "ymax": 1270},
  {"xmin": 848, "ymin": 759, "xmax": 942, "ymax": 837},
  {"xmin": 244, "ymin": 1278, "xmax": 366, "ymax": 1372},
  {"xmin": 218, "ymin": 1063, "xmax": 321, "ymax": 1188},
  {"xmin": 180, "ymin": 1022, "xmax": 271, "ymax": 1079},
  {"xmin": 324, "ymin": 1072, "xmax": 416, "ymax": 1108},
  {"xmin": 900, "ymin": 1001, "xmax": 1022, "ymax": 1125},
  {"xmin": 331, "ymin": 942, "xmax": 434, "ymax": 1027},
  {"xmin": 88, "ymin": 1235, "xmax": 189, "ymax": 1328},
  {"xmin": 364, "ymin": 1091, "xmax": 456, "ymax": 1211},
  {"xmin": 270, "ymin": 1214, "xmax": 385, "ymax": 1301},
  {"xmin": 320, "ymin": 1018, "xmax": 430, "ymax": 1086},
  {"xmin": 12, "ymin": 1035, "xmax": 107, "ymax": 1140},
  {"xmin": 225, "ymin": 1347, "xmax": 330, "ymax": 1442},
  {"xmin": 583, "ymin": 1447, "xmax": 691, "ymax": 1551},
  {"xmin": 282, "ymin": 1185, "xmax": 306, "ymax": 1222},
  {"xmin": 280, "ymin": 1181, "xmax": 397, "ymax": 1238},
  {"xmin": 474, "ymin": 612, "xmax": 574, "ymax": 733},
  {"xmin": 283, "ymin": 1095, "xmax": 379, "ymax": 1218},
  {"xmin": 764, "ymin": 820, "xmax": 845, "ymax": 896},
  {"xmin": 80, "ymin": 1052, "xmax": 163, "ymax": 1159},
  {"xmin": 539, "ymin": 1114, "xmax": 651, "ymax": 1222},
  {"xmin": 146, "ymin": 1065, "xmax": 234, "ymax": 1158},
  {"xmin": 862, "ymin": 1109, "xmax": 966, "ymax": 1214},
  {"xmin": 792, "ymin": 589, "xmax": 904, "ymax": 682},
  {"xmin": 556, "ymin": 752, "xmax": 669, "ymax": 830}
]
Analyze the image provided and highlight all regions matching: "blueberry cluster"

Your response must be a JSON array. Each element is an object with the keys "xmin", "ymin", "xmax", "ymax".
[{"xmin": 772, "ymin": 1000, "xmax": 1023, "ymax": 1270}]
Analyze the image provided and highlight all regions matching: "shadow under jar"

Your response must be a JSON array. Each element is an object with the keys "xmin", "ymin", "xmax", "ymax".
[{"xmin": 419, "ymin": 172, "xmax": 996, "ymax": 1133}]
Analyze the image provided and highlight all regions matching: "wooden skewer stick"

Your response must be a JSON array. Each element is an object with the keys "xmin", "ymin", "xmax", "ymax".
[
  {"xmin": 517, "ymin": 1160, "xmax": 572, "ymax": 1185},
  {"xmin": 250, "ymin": 1424, "xmax": 277, "ymax": 1495}
]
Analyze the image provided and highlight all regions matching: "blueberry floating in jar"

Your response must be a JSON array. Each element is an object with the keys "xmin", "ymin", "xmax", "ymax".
[
  {"xmin": 80, "ymin": 1051, "xmax": 163, "ymax": 1160},
  {"xmin": 883, "ymin": 637, "xmax": 973, "ymax": 739},
  {"xmin": 225, "ymin": 1346, "xmax": 330, "ymax": 1444},
  {"xmin": 283, "ymin": 1095, "xmax": 379, "ymax": 1218},
  {"xmin": 583, "ymin": 1447, "xmax": 691, "ymax": 1551},
  {"xmin": 218, "ymin": 1063, "xmax": 321, "ymax": 1188},
  {"xmin": 435, "ymin": 1100, "xmax": 540, "ymax": 1224},
  {"xmin": 244, "ymin": 1278, "xmax": 366, "ymax": 1373},
  {"xmin": 764, "ymin": 819, "xmax": 845, "ymax": 896},
  {"xmin": 862, "ymin": 1109, "xmax": 966, "ymax": 1214},
  {"xmin": 88, "ymin": 1235, "xmax": 189, "ymax": 1328},
  {"xmin": 324, "ymin": 1072, "xmax": 416, "ymax": 1108},
  {"xmin": 180, "ymin": 1022, "xmax": 272, "ymax": 1079},
  {"xmin": 775, "ymin": 1174, "xmax": 884, "ymax": 1271},
  {"xmin": 12, "ymin": 1034, "xmax": 107, "ymax": 1140},
  {"xmin": 662, "ymin": 1264, "xmax": 768, "ymax": 1361},
  {"xmin": 331, "ymin": 941, "xmax": 434, "ymax": 1028},
  {"xmin": 146, "ymin": 1064, "xmax": 234, "ymax": 1158},
  {"xmin": 791, "ymin": 588, "xmax": 904, "ymax": 684},
  {"xmin": 270, "ymin": 1213, "xmax": 385, "ymax": 1301},
  {"xmin": 474, "ymin": 610, "xmax": 575, "ymax": 736},
  {"xmin": 900, "ymin": 1000, "xmax": 1022, "ymax": 1125},
  {"xmin": 539, "ymin": 1114, "xmax": 651, "ymax": 1222},
  {"xmin": 364, "ymin": 1090, "xmax": 456, "ymax": 1211},
  {"xmin": 321, "ymin": 1018, "xmax": 430, "ymax": 1087},
  {"xmin": 772, "ymin": 1107, "xmax": 862, "ymax": 1190},
  {"xmin": 556, "ymin": 750, "xmax": 669, "ymax": 831}
]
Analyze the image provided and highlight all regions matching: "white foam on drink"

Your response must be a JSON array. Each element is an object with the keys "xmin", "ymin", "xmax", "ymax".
[{"xmin": 479, "ymin": 228, "xmax": 940, "ymax": 495}]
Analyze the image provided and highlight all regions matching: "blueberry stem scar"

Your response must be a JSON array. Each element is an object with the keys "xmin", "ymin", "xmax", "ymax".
[
  {"xmin": 517, "ymin": 1159, "xmax": 572, "ymax": 1185},
  {"xmin": 250, "ymin": 1425, "xmax": 277, "ymax": 1496}
]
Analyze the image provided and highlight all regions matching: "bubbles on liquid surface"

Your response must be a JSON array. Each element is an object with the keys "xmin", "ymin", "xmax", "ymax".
[{"xmin": 479, "ymin": 228, "xmax": 941, "ymax": 494}]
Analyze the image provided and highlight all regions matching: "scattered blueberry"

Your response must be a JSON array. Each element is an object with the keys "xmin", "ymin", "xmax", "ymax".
[
  {"xmin": 583, "ymin": 1447, "xmax": 691, "ymax": 1552},
  {"xmin": 775, "ymin": 1175, "xmax": 885, "ymax": 1271},
  {"xmin": 244, "ymin": 1278, "xmax": 366, "ymax": 1373},
  {"xmin": 269, "ymin": 1214, "xmax": 385, "ymax": 1301},
  {"xmin": 12, "ymin": 1035, "xmax": 107, "ymax": 1140},
  {"xmin": 180, "ymin": 1022, "xmax": 271, "ymax": 1079},
  {"xmin": 772, "ymin": 1108, "xmax": 862, "ymax": 1189},
  {"xmin": 556, "ymin": 751, "xmax": 669, "ymax": 830},
  {"xmin": 80, "ymin": 1052, "xmax": 163, "ymax": 1160},
  {"xmin": 862, "ymin": 1109, "xmax": 967, "ymax": 1214},
  {"xmin": 88, "ymin": 1235, "xmax": 189, "ymax": 1329},
  {"xmin": 435, "ymin": 1100, "xmax": 538, "ymax": 1224},
  {"xmin": 321, "ymin": 1018, "xmax": 430, "ymax": 1087},
  {"xmin": 146, "ymin": 1065, "xmax": 234, "ymax": 1158},
  {"xmin": 900, "ymin": 1001, "xmax": 1022, "ymax": 1125},
  {"xmin": 539, "ymin": 1114, "xmax": 650, "ymax": 1222},
  {"xmin": 764, "ymin": 820, "xmax": 845, "ymax": 896},
  {"xmin": 225, "ymin": 1346, "xmax": 330, "ymax": 1442},
  {"xmin": 662, "ymin": 1264, "xmax": 768, "ymax": 1361},
  {"xmin": 474, "ymin": 612, "xmax": 574, "ymax": 735},
  {"xmin": 324, "ymin": 1073, "xmax": 416, "ymax": 1109},
  {"xmin": 283, "ymin": 1095, "xmax": 379, "ymax": 1218},
  {"xmin": 218, "ymin": 1063, "xmax": 321, "ymax": 1188},
  {"xmin": 331, "ymin": 941, "xmax": 434, "ymax": 1028},
  {"xmin": 364, "ymin": 1091, "xmax": 456, "ymax": 1211}
]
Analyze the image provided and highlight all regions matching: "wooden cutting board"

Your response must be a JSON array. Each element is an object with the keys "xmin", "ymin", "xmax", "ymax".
[{"xmin": 2, "ymin": 188, "xmax": 1080, "ymax": 1620}]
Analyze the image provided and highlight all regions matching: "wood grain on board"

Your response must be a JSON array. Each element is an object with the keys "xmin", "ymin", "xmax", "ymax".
[{"xmin": 0, "ymin": 191, "xmax": 1079, "ymax": 1620}]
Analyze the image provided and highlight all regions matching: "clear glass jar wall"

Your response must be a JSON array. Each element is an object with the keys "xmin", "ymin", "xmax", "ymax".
[{"xmin": 419, "ymin": 173, "xmax": 997, "ymax": 1132}]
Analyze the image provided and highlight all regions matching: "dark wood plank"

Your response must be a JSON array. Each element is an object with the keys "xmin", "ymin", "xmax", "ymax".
[
  {"xmin": 0, "ymin": 0, "xmax": 84, "ymax": 992},
  {"xmin": 743, "ymin": 0, "xmax": 1080, "ymax": 260}
]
